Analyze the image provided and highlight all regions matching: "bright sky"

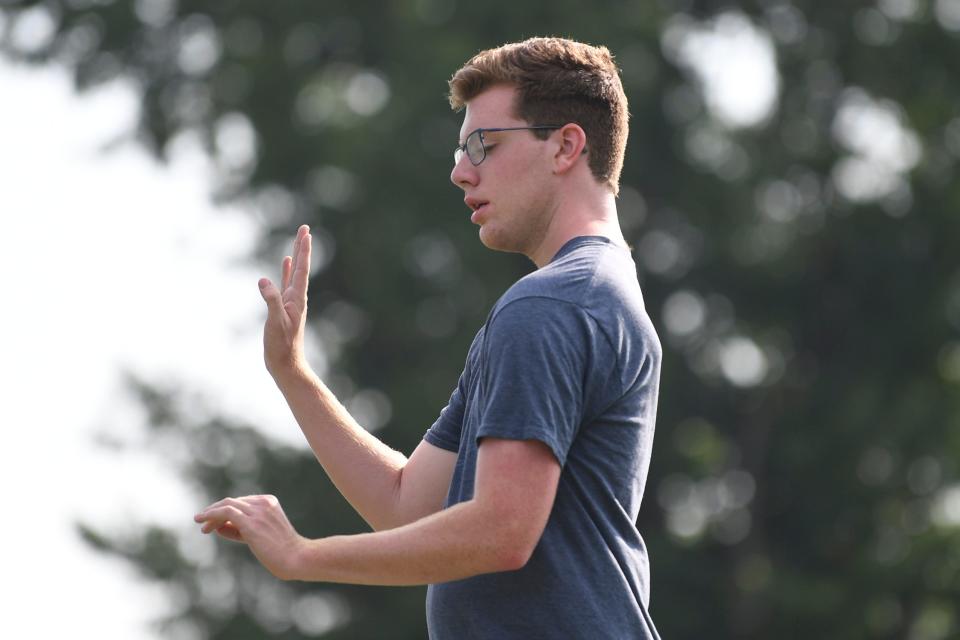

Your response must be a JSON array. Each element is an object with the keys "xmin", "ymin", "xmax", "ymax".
[{"xmin": 0, "ymin": 59, "xmax": 304, "ymax": 637}]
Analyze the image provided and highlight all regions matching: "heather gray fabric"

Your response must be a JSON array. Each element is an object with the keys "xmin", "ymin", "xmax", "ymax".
[{"xmin": 423, "ymin": 236, "xmax": 662, "ymax": 639}]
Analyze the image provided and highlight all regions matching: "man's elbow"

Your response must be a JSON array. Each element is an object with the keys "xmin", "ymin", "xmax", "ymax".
[
  {"xmin": 489, "ymin": 525, "xmax": 541, "ymax": 572},
  {"xmin": 496, "ymin": 545, "xmax": 535, "ymax": 572}
]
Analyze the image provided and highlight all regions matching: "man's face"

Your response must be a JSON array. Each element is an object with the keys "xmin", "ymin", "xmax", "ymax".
[{"xmin": 450, "ymin": 85, "xmax": 556, "ymax": 257}]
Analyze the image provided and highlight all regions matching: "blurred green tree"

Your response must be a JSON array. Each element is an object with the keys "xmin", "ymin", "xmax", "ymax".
[{"xmin": 5, "ymin": 0, "xmax": 960, "ymax": 637}]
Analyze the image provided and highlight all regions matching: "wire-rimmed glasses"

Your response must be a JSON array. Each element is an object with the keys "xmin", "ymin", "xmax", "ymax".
[{"xmin": 454, "ymin": 126, "xmax": 562, "ymax": 166}]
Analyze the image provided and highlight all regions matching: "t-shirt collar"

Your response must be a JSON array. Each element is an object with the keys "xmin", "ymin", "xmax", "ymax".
[{"xmin": 549, "ymin": 235, "xmax": 615, "ymax": 263}]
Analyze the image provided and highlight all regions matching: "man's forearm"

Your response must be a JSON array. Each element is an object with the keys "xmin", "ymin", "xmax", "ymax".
[
  {"xmin": 272, "ymin": 365, "xmax": 408, "ymax": 531},
  {"xmin": 290, "ymin": 498, "xmax": 526, "ymax": 585},
  {"xmin": 196, "ymin": 438, "xmax": 556, "ymax": 585}
]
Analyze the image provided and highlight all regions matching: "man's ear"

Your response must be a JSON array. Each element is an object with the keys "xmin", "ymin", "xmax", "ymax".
[{"xmin": 552, "ymin": 123, "xmax": 588, "ymax": 175}]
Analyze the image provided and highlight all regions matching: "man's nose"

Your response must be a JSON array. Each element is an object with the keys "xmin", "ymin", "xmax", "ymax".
[{"xmin": 450, "ymin": 155, "xmax": 477, "ymax": 190}]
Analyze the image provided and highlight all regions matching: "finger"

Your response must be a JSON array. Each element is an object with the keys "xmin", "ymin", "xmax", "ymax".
[
  {"xmin": 281, "ymin": 256, "xmax": 293, "ymax": 292},
  {"xmin": 259, "ymin": 277, "xmax": 284, "ymax": 316},
  {"xmin": 197, "ymin": 505, "xmax": 244, "ymax": 529},
  {"xmin": 290, "ymin": 230, "xmax": 312, "ymax": 304},
  {"xmin": 197, "ymin": 505, "xmax": 245, "ymax": 533},
  {"xmin": 290, "ymin": 228, "xmax": 303, "ymax": 281},
  {"xmin": 195, "ymin": 497, "xmax": 233, "ymax": 518},
  {"xmin": 291, "ymin": 226, "xmax": 307, "ymax": 278},
  {"xmin": 222, "ymin": 496, "xmax": 255, "ymax": 512},
  {"xmin": 195, "ymin": 496, "xmax": 253, "ymax": 522}
]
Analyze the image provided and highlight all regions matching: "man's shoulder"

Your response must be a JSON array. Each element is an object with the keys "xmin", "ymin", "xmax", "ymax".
[
  {"xmin": 490, "ymin": 275, "xmax": 588, "ymax": 331},
  {"xmin": 496, "ymin": 242, "xmax": 605, "ymax": 306},
  {"xmin": 497, "ymin": 241, "xmax": 641, "ymax": 317}
]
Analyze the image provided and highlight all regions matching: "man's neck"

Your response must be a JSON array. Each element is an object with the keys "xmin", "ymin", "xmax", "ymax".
[{"xmin": 528, "ymin": 194, "xmax": 627, "ymax": 268}]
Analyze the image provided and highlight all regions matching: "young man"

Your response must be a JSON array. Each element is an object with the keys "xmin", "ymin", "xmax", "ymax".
[{"xmin": 195, "ymin": 37, "xmax": 662, "ymax": 639}]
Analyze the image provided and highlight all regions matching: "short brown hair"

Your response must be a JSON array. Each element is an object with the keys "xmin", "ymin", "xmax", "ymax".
[{"xmin": 448, "ymin": 37, "xmax": 629, "ymax": 194}]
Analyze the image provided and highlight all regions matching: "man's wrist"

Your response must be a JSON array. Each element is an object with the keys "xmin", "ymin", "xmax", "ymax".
[
  {"xmin": 282, "ymin": 535, "xmax": 315, "ymax": 581},
  {"xmin": 268, "ymin": 358, "xmax": 315, "ymax": 388}
]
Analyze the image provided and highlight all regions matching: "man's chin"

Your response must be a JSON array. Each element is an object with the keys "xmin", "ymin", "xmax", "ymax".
[
  {"xmin": 478, "ymin": 225, "xmax": 506, "ymax": 251},
  {"xmin": 478, "ymin": 226, "xmax": 527, "ymax": 258}
]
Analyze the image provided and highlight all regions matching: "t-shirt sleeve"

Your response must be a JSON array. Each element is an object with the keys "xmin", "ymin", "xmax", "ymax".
[
  {"xmin": 476, "ymin": 297, "xmax": 588, "ymax": 466},
  {"xmin": 423, "ymin": 369, "xmax": 467, "ymax": 453}
]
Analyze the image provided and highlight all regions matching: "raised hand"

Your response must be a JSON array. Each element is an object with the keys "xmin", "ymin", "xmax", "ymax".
[{"xmin": 258, "ymin": 225, "xmax": 312, "ymax": 377}]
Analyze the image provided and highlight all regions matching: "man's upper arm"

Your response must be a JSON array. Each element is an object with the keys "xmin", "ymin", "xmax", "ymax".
[
  {"xmin": 473, "ymin": 437, "xmax": 562, "ymax": 566},
  {"xmin": 395, "ymin": 439, "xmax": 458, "ymax": 527}
]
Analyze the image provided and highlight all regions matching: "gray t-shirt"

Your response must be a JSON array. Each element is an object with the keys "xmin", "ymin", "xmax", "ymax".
[{"xmin": 423, "ymin": 236, "xmax": 662, "ymax": 639}]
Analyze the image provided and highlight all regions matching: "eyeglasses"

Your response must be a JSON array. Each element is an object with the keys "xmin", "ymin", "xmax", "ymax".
[{"xmin": 454, "ymin": 126, "xmax": 561, "ymax": 166}]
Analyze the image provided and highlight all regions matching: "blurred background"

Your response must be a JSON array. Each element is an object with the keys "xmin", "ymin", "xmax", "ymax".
[{"xmin": 2, "ymin": 0, "xmax": 959, "ymax": 638}]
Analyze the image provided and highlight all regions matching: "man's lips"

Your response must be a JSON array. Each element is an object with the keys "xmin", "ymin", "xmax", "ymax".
[
  {"xmin": 465, "ymin": 197, "xmax": 489, "ymax": 223},
  {"xmin": 470, "ymin": 203, "xmax": 489, "ymax": 223}
]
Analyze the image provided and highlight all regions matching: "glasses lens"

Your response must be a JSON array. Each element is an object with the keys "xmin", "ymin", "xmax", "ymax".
[{"xmin": 466, "ymin": 130, "xmax": 485, "ymax": 165}]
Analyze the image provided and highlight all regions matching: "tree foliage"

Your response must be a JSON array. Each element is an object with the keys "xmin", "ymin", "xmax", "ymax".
[{"xmin": 5, "ymin": 0, "xmax": 960, "ymax": 637}]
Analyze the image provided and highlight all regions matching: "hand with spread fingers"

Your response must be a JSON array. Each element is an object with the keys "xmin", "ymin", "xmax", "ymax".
[
  {"xmin": 258, "ymin": 224, "xmax": 312, "ymax": 378},
  {"xmin": 194, "ymin": 494, "xmax": 306, "ymax": 580}
]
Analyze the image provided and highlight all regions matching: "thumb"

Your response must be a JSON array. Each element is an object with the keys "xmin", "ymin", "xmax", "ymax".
[
  {"xmin": 216, "ymin": 523, "xmax": 245, "ymax": 542},
  {"xmin": 258, "ymin": 278, "xmax": 283, "ymax": 315}
]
